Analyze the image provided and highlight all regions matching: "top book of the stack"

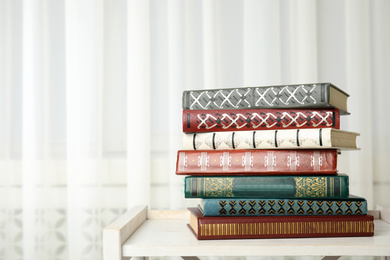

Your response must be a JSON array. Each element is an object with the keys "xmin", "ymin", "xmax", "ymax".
[{"xmin": 182, "ymin": 82, "xmax": 349, "ymax": 115}]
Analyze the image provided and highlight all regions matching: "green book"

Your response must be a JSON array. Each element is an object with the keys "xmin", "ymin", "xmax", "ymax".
[
  {"xmin": 184, "ymin": 175, "xmax": 349, "ymax": 199},
  {"xmin": 199, "ymin": 195, "xmax": 367, "ymax": 216}
]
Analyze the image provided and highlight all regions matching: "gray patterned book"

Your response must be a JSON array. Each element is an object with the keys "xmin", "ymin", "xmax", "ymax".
[{"xmin": 182, "ymin": 82, "xmax": 349, "ymax": 115}]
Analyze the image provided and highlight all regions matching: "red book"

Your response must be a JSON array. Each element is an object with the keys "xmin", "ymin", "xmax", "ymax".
[
  {"xmin": 176, "ymin": 149, "xmax": 338, "ymax": 175},
  {"xmin": 188, "ymin": 207, "xmax": 374, "ymax": 240},
  {"xmin": 183, "ymin": 108, "xmax": 340, "ymax": 133}
]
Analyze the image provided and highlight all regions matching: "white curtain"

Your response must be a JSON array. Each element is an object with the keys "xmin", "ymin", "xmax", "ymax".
[{"xmin": 1, "ymin": 0, "xmax": 389, "ymax": 259}]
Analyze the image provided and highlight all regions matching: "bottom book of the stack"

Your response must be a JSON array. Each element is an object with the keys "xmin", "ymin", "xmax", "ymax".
[{"xmin": 188, "ymin": 207, "xmax": 374, "ymax": 240}]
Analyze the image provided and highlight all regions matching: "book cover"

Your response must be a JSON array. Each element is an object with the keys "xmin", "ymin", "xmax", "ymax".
[
  {"xmin": 184, "ymin": 175, "xmax": 349, "ymax": 199},
  {"xmin": 183, "ymin": 108, "xmax": 340, "ymax": 133},
  {"xmin": 176, "ymin": 149, "xmax": 338, "ymax": 175},
  {"xmin": 188, "ymin": 207, "xmax": 374, "ymax": 240},
  {"xmin": 199, "ymin": 195, "xmax": 367, "ymax": 216},
  {"xmin": 183, "ymin": 128, "xmax": 359, "ymax": 150},
  {"xmin": 182, "ymin": 82, "xmax": 349, "ymax": 115}
]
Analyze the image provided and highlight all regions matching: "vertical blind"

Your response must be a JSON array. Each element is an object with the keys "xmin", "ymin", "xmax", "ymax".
[{"xmin": 0, "ymin": 0, "xmax": 389, "ymax": 259}]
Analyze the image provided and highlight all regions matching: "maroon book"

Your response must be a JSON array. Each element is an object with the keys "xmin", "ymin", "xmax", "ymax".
[
  {"xmin": 176, "ymin": 149, "xmax": 338, "ymax": 175},
  {"xmin": 188, "ymin": 207, "xmax": 374, "ymax": 240},
  {"xmin": 183, "ymin": 108, "xmax": 340, "ymax": 133}
]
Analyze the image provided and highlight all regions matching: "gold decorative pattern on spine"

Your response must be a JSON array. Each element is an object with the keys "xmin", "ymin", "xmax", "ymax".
[
  {"xmin": 337, "ymin": 221, "xmax": 340, "ymax": 233},
  {"xmin": 199, "ymin": 219, "xmax": 372, "ymax": 238},
  {"xmin": 204, "ymin": 178, "xmax": 234, "ymax": 197},
  {"xmin": 329, "ymin": 177, "xmax": 333, "ymax": 197},
  {"xmin": 369, "ymin": 221, "xmax": 374, "ymax": 232},
  {"xmin": 294, "ymin": 177, "xmax": 327, "ymax": 197}
]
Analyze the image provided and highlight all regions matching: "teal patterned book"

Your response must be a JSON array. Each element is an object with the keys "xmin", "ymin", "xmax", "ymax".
[
  {"xmin": 184, "ymin": 175, "xmax": 349, "ymax": 199},
  {"xmin": 199, "ymin": 195, "xmax": 366, "ymax": 216}
]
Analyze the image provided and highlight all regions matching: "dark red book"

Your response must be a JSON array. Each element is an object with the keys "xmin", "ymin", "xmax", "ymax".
[
  {"xmin": 188, "ymin": 207, "xmax": 374, "ymax": 240},
  {"xmin": 183, "ymin": 108, "xmax": 340, "ymax": 133},
  {"xmin": 176, "ymin": 149, "xmax": 338, "ymax": 175}
]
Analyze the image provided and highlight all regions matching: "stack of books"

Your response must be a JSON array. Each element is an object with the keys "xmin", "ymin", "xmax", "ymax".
[{"xmin": 176, "ymin": 83, "xmax": 374, "ymax": 240}]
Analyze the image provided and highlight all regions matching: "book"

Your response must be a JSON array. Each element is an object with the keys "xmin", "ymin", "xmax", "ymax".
[
  {"xmin": 183, "ymin": 128, "xmax": 359, "ymax": 150},
  {"xmin": 183, "ymin": 108, "xmax": 340, "ymax": 133},
  {"xmin": 187, "ymin": 207, "xmax": 374, "ymax": 240},
  {"xmin": 198, "ymin": 195, "xmax": 367, "ymax": 216},
  {"xmin": 176, "ymin": 149, "xmax": 338, "ymax": 176},
  {"xmin": 184, "ymin": 175, "xmax": 349, "ymax": 199},
  {"xmin": 182, "ymin": 82, "xmax": 349, "ymax": 115}
]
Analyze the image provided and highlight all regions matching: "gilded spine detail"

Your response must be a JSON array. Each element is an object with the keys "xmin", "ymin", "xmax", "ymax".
[
  {"xmin": 199, "ymin": 219, "xmax": 372, "ymax": 238},
  {"xmin": 295, "ymin": 177, "xmax": 327, "ymax": 197},
  {"xmin": 330, "ymin": 178, "xmax": 333, "ymax": 197},
  {"xmin": 204, "ymin": 177, "xmax": 234, "ymax": 197}
]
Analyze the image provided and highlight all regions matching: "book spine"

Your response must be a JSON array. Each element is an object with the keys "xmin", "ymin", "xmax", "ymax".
[
  {"xmin": 176, "ymin": 149, "xmax": 338, "ymax": 175},
  {"xmin": 184, "ymin": 175, "xmax": 349, "ymax": 199},
  {"xmin": 194, "ymin": 215, "xmax": 374, "ymax": 239},
  {"xmin": 182, "ymin": 83, "xmax": 331, "ymax": 110},
  {"xmin": 201, "ymin": 198, "xmax": 367, "ymax": 216},
  {"xmin": 183, "ymin": 109, "xmax": 340, "ymax": 133},
  {"xmin": 183, "ymin": 128, "xmax": 334, "ymax": 150}
]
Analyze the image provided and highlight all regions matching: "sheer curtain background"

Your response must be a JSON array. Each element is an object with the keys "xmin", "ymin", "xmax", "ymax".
[{"xmin": 0, "ymin": 0, "xmax": 389, "ymax": 260}]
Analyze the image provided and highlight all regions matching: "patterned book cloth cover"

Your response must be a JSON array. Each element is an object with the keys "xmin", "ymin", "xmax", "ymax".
[
  {"xmin": 182, "ymin": 82, "xmax": 349, "ymax": 114},
  {"xmin": 188, "ymin": 207, "xmax": 374, "ymax": 240},
  {"xmin": 199, "ymin": 195, "xmax": 367, "ymax": 216},
  {"xmin": 183, "ymin": 128, "xmax": 359, "ymax": 150},
  {"xmin": 183, "ymin": 108, "xmax": 340, "ymax": 133},
  {"xmin": 176, "ymin": 149, "xmax": 338, "ymax": 175},
  {"xmin": 184, "ymin": 175, "xmax": 349, "ymax": 199}
]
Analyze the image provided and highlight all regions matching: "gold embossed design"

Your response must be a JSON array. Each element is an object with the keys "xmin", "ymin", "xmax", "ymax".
[
  {"xmin": 199, "ymin": 220, "xmax": 373, "ymax": 237},
  {"xmin": 229, "ymin": 208, "xmax": 236, "ymax": 215},
  {"xmin": 204, "ymin": 178, "xmax": 234, "ymax": 197},
  {"xmin": 219, "ymin": 200, "xmax": 227, "ymax": 215},
  {"xmin": 294, "ymin": 177, "xmax": 327, "ymax": 197}
]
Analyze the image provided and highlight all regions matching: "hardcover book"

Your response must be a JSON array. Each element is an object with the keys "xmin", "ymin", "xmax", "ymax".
[
  {"xmin": 188, "ymin": 207, "xmax": 374, "ymax": 240},
  {"xmin": 176, "ymin": 149, "xmax": 338, "ymax": 175},
  {"xmin": 183, "ymin": 108, "xmax": 340, "ymax": 133},
  {"xmin": 182, "ymin": 82, "xmax": 349, "ymax": 115},
  {"xmin": 183, "ymin": 128, "xmax": 359, "ymax": 150},
  {"xmin": 184, "ymin": 175, "xmax": 349, "ymax": 199},
  {"xmin": 198, "ymin": 195, "xmax": 367, "ymax": 216}
]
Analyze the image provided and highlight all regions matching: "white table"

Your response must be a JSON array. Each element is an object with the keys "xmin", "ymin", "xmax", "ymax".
[{"xmin": 103, "ymin": 205, "xmax": 390, "ymax": 260}]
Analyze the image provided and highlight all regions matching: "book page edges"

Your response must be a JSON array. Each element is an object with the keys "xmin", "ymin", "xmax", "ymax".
[{"xmin": 329, "ymin": 85, "xmax": 349, "ymax": 114}]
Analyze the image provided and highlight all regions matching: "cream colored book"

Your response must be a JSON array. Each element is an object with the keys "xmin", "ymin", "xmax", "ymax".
[{"xmin": 183, "ymin": 128, "xmax": 359, "ymax": 150}]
